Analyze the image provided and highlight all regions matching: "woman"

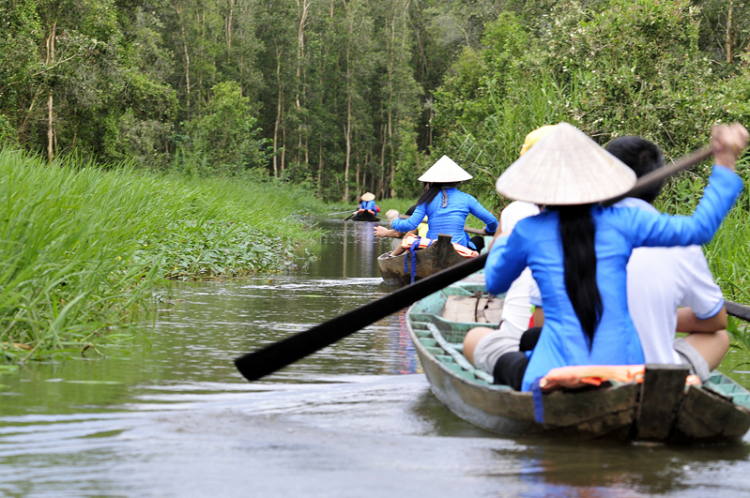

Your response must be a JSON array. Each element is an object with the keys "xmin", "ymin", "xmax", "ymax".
[
  {"xmin": 485, "ymin": 122, "xmax": 747, "ymax": 391},
  {"xmin": 357, "ymin": 192, "xmax": 378, "ymax": 215},
  {"xmin": 390, "ymin": 156, "xmax": 498, "ymax": 250}
]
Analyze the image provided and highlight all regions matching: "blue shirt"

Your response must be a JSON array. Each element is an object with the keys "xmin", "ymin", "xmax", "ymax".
[
  {"xmin": 360, "ymin": 200, "xmax": 377, "ymax": 211},
  {"xmin": 392, "ymin": 188, "xmax": 498, "ymax": 248},
  {"xmin": 485, "ymin": 166, "xmax": 743, "ymax": 391}
]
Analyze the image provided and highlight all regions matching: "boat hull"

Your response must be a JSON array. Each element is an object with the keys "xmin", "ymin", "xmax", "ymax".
[
  {"xmin": 377, "ymin": 234, "xmax": 468, "ymax": 286},
  {"xmin": 352, "ymin": 212, "xmax": 380, "ymax": 222},
  {"xmin": 407, "ymin": 280, "xmax": 750, "ymax": 443}
]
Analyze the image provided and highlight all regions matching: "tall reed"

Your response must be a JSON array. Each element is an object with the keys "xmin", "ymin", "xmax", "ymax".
[{"xmin": 0, "ymin": 150, "xmax": 326, "ymax": 361}]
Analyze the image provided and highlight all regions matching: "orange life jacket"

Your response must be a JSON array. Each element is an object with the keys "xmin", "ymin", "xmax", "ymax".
[
  {"xmin": 401, "ymin": 234, "xmax": 478, "ymax": 259},
  {"xmin": 538, "ymin": 365, "xmax": 701, "ymax": 392}
]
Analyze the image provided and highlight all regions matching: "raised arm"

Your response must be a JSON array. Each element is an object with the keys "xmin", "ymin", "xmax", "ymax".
[{"xmin": 615, "ymin": 124, "xmax": 747, "ymax": 248}]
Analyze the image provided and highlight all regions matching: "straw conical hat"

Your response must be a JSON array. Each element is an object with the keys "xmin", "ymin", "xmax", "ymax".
[
  {"xmin": 418, "ymin": 156, "xmax": 473, "ymax": 183},
  {"xmin": 496, "ymin": 123, "xmax": 636, "ymax": 205},
  {"xmin": 361, "ymin": 192, "xmax": 375, "ymax": 202}
]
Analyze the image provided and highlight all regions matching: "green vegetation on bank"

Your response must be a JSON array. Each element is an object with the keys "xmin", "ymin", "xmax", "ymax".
[{"xmin": 0, "ymin": 149, "xmax": 326, "ymax": 362}]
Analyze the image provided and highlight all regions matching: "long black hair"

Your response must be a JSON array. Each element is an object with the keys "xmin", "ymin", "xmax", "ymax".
[
  {"xmin": 416, "ymin": 182, "xmax": 458, "ymax": 207},
  {"xmin": 557, "ymin": 204, "xmax": 602, "ymax": 348}
]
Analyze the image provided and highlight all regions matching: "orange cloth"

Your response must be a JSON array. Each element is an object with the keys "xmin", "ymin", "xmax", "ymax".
[
  {"xmin": 539, "ymin": 365, "xmax": 701, "ymax": 392},
  {"xmin": 401, "ymin": 234, "xmax": 478, "ymax": 258}
]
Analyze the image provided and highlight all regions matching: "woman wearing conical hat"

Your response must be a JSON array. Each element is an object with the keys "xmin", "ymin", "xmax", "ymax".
[
  {"xmin": 388, "ymin": 156, "xmax": 498, "ymax": 251},
  {"xmin": 356, "ymin": 192, "xmax": 378, "ymax": 217},
  {"xmin": 484, "ymin": 122, "xmax": 747, "ymax": 392}
]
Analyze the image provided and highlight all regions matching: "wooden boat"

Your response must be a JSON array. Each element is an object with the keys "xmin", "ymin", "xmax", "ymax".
[
  {"xmin": 378, "ymin": 234, "xmax": 468, "ymax": 286},
  {"xmin": 352, "ymin": 211, "xmax": 380, "ymax": 222},
  {"xmin": 406, "ymin": 274, "xmax": 750, "ymax": 443}
]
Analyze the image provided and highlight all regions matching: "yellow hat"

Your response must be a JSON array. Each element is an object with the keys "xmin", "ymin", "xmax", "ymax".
[{"xmin": 520, "ymin": 125, "xmax": 556, "ymax": 156}]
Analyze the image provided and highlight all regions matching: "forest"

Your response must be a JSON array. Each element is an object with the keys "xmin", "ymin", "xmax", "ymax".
[{"xmin": 1, "ymin": 0, "xmax": 750, "ymax": 204}]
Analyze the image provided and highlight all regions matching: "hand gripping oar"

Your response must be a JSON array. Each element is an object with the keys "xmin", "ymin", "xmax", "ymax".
[{"xmin": 235, "ymin": 146, "xmax": 716, "ymax": 381}]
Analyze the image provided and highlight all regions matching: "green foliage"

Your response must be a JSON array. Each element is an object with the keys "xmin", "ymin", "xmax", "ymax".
[
  {"xmin": 0, "ymin": 149, "xmax": 325, "ymax": 362},
  {"xmin": 180, "ymin": 82, "xmax": 270, "ymax": 176},
  {"xmin": 432, "ymin": 0, "xmax": 750, "ymax": 210}
]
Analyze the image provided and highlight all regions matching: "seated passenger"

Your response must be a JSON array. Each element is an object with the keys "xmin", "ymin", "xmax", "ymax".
[
  {"xmin": 389, "ymin": 156, "xmax": 498, "ymax": 251},
  {"xmin": 485, "ymin": 122, "xmax": 747, "ymax": 391},
  {"xmin": 608, "ymin": 137, "xmax": 730, "ymax": 379},
  {"xmin": 373, "ymin": 204, "xmax": 429, "ymax": 253},
  {"xmin": 357, "ymin": 192, "xmax": 378, "ymax": 215}
]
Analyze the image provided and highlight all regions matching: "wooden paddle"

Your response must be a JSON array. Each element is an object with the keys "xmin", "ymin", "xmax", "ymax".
[
  {"xmin": 234, "ymin": 146, "xmax": 721, "ymax": 381},
  {"xmin": 727, "ymin": 301, "xmax": 750, "ymax": 322},
  {"xmin": 329, "ymin": 210, "xmax": 356, "ymax": 216}
]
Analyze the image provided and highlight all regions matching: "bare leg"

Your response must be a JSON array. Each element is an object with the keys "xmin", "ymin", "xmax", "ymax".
[
  {"xmin": 463, "ymin": 327, "xmax": 494, "ymax": 366},
  {"xmin": 683, "ymin": 330, "xmax": 730, "ymax": 370}
]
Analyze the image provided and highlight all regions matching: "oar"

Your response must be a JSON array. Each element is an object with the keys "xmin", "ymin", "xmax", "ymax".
[
  {"xmin": 727, "ymin": 301, "xmax": 750, "ymax": 322},
  {"xmin": 329, "ymin": 210, "xmax": 356, "ymax": 216},
  {"xmin": 234, "ymin": 146, "xmax": 716, "ymax": 381},
  {"xmin": 344, "ymin": 213, "xmax": 355, "ymax": 221},
  {"xmin": 602, "ymin": 147, "xmax": 712, "ymax": 206}
]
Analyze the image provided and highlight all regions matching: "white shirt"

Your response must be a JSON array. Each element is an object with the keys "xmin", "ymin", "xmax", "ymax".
[
  {"xmin": 499, "ymin": 201, "xmax": 541, "ymax": 335},
  {"xmin": 527, "ymin": 197, "xmax": 724, "ymax": 364},
  {"xmin": 616, "ymin": 198, "xmax": 724, "ymax": 363}
]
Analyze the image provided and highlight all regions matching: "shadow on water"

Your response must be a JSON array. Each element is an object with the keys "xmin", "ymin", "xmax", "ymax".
[{"xmin": 1, "ymin": 217, "xmax": 750, "ymax": 497}]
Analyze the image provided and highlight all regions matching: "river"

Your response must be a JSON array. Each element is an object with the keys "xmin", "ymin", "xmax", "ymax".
[{"xmin": 2, "ymin": 219, "xmax": 750, "ymax": 497}]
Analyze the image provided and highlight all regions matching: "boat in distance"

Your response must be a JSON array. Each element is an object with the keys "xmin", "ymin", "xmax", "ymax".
[
  {"xmin": 352, "ymin": 211, "xmax": 380, "ymax": 222},
  {"xmin": 406, "ymin": 275, "xmax": 750, "ymax": 443}
]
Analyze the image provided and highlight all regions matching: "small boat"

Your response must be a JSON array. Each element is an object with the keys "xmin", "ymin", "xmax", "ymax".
[
  {"xmin": 378, "ymin": 234, "xmax": 469, "ymax": 286},
  {"xmin": 407, "ymin": 275, "xmax": 750, "ymax": 443},
  {"xmin": 352, "ymin": 211, "xmax": 380, "ymax": 222}
]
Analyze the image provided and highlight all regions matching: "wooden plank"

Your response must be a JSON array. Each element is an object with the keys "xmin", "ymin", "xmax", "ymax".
[
  {"xmin": 442, "ymin": 296, "xmax": 477, "ymax": 323},
  {"xmin": 635, "ymin": 364, "xmax": 688, "ymax": 441}
]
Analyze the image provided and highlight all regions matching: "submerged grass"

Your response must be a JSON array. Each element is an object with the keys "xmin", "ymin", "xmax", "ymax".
[{"xmin": 0, "ymin": 149, "xmax": 327, "ymax": 361}]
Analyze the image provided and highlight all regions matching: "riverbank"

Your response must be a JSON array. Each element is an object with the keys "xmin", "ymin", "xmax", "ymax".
[{"xmin": 0, "ymin": 150, "xmax": 328, "ymax": 362}]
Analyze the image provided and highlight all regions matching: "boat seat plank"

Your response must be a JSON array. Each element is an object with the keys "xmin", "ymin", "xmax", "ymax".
[{"xmin": 442, "ymin": 296, "xmax": 479, "ymax": 323}]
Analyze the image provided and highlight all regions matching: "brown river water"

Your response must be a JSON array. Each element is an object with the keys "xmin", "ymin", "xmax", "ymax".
[{"xmin": 2, "ymin": 219, "xmax": 750, "ymax": 497}]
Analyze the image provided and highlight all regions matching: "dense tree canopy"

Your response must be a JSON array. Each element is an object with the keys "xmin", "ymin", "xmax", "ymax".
[{"xmin": 1, "ymin": 0, "xmax": 749, "ymax": 202}]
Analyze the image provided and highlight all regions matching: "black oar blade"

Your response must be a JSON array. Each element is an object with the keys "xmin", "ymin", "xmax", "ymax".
[
  {"xmin": 234, "ymin": 253, "xmax": 488, "ymax": 381},
  {"xmin": 727, "ymin": 300, "xmax": 750, "ymax": 322}
]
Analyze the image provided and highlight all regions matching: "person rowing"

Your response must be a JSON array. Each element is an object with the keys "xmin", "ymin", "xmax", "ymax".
[
  {"xmin": 355, "ymin": 192, "xmax": 378, "ymax": 217},
  {"xmin": 484, "ymin": 122, "xmax": 747, "ymax": 391},
  {"xmin": 386, "ymin": 156, "xmax": 498, "ymax": 254}
]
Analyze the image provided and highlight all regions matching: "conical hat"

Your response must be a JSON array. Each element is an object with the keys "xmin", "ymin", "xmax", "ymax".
[
  {"xmin": 361, "ymin": 192, "xmax": 375, "ymax": 202},
  {"xmin": 418, "ymin": 156, "xmax": 473, "ymax": 183},
  {"xmin": 496, "ymin": 123, "xmax": 636, "ymax": 205}
]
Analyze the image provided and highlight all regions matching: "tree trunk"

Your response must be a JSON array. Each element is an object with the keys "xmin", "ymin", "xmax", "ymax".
[
  {"xmin": 727, "ymin": 0, "xmax": 734, "ymax": 63},
  {"xmin": 46, "ymin": 22, "xmax": 56, "ymax": 162},
  {"xmin": 343, "ymin": 91, "xmax": 352, "ymax": 202},
  {"xmin": 273, "ymin": 50, "xmax": 282, "ymax": 177},
  {"xmin": 226, "ymin": 0, "xmax": 235, "ymax": 62},
  {"xmin": 175, "ymin": 5, "xmax": 191, "ymax": 120},
  {"xmin": 317, "ymin": 138, "xmax": 324, "ymax": 198}
]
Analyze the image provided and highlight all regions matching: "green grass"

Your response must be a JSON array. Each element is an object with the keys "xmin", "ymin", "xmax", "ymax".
[{"xmin": 0, "ymin": 149, "xmax": 328, "ymax": 361}]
